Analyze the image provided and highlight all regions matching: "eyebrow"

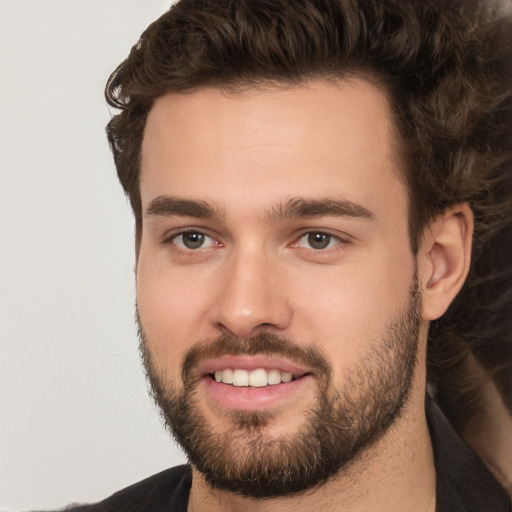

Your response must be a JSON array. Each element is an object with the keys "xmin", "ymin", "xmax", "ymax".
[
  {"xmin": 145, "ymin": 195, "xmax": 373, "ymax": 222},
  {"xmin": 146, "ymin": 196, "xmax": 225, "ymax": 219},
  {"xmin": 266, "ymin": 198, "xmax": 374, "ymax": 222}
]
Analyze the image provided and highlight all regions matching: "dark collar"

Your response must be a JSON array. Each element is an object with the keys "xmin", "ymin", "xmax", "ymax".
[
  {"xmin": 83, "ymin": 398, "xmax": 510, "ymax": 512},
  {"xmin": 426, "ymin": 397, "xmax": 510, "ymax": 511}
]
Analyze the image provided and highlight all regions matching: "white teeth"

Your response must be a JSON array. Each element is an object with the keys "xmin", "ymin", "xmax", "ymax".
[
  {"xmin": 213, "ymin": 368, "xmax": 297, "ymax": 387},
  {"xmin": 267, "ymin": 369, "xmax": 282, "ymax": 385},
  {"xmin": 221, "ymin": 368, "xmax": 233, "ymax": 384},
  {"xmin": 281, "ymin": 372, "xmax": 293, "ymax": 383},
  {"xmin": 249, "ymin": 368, "xmax": 268, "ymax": 387},
  {"xmin": 232, "ymin": 369, "xmax": 249, "ymax": 387}
]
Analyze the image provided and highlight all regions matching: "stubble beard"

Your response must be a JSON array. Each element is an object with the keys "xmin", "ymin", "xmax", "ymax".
[{"xmin": 137, "ymin": 274, "xmax": 422, "ymax": 498}]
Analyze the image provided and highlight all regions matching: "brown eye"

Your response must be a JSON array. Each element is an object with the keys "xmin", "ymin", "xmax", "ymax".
[
  {"xmin": 307, "ymin": 232, "xmax": 332, "ymax": 249},
  {"xmin": 182, "ymin": 232, "xmax": 204, "ymax": 249},
  {"xmin": 294, "ymin": 231, "xmax": 340, "ymax": 250},
  {"xmin": 173, "ymin": 231, "xmax": 214, "ymax": 250}
]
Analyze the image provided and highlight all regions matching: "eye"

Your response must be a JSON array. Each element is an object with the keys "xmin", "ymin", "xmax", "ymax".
[
  {"xmin": 171, "ymin": 231, "xmax": 218, "ymax": 250},
  {"xmin": 295, "ymin": 232, "xmax": 340, "ymax": 250}
]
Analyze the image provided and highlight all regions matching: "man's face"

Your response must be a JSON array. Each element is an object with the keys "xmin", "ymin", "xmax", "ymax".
[{"xmin": 136, "ymin": 80, "xmax": 423, "ymax": 496}]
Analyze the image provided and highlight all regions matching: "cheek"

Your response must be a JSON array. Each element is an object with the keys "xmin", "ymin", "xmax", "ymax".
[
  {"xmin": 289, "ymin": 250, "xmax": 415, "ymax": 373},
  {"xmin": 136, "ymin": 250, "xmax": 214, "ymax": 370}
]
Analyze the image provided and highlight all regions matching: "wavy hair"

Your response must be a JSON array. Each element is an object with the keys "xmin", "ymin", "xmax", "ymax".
[{"xmin": 105, "ymin": 0, "xmax": 512, "ymax": 433}]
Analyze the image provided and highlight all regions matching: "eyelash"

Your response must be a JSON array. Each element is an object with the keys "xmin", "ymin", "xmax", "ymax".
[
  {"xmin": 164, "ymin": 230, "xmax": 222, "ymax": 251},
  {"xmin": 291, "ymin": 231, "xmax": 345, "ymax": 251},
  {"xmin": 162, "ymin": 229, "xmax": 349, "ymax": 254}
]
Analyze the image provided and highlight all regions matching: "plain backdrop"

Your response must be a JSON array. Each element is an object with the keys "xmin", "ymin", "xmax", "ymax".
[{"xmin": 0, "ymin": 1, "xmax": 187, "ymax": 510}]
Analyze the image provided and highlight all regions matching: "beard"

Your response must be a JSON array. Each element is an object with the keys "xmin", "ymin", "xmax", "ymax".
[{"xmin": 137, "ymin": 273, "xmax": 422, "ymax": 498}]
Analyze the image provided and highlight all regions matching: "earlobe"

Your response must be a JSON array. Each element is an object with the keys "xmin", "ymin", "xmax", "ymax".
[{"xmin": 420, "ymin": 203, "xmax": 474, "ymax": 321}]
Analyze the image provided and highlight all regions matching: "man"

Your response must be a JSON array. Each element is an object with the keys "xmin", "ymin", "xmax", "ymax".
[{"xmin": 65, "ymin": 0, "xmax": 511, "ymax": 510}]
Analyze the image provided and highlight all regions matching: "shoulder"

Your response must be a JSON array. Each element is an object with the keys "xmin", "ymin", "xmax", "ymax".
[
  {"xmin": 427, "ymin": 398, "xmax": 511, "ymax": 512},
  {"xmin": 56, "ymin": 464, "xmax": 192, "ymax": 512}
]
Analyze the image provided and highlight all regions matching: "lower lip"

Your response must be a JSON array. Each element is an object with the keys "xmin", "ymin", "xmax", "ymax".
[{"xmin": 202, "ymin": 375, "xmax": 314, "ymax": 411}]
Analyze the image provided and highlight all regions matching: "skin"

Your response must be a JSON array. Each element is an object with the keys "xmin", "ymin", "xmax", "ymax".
[{"xmin": 136, "ymin": 79, "xmax": 473, "ymax": 511}]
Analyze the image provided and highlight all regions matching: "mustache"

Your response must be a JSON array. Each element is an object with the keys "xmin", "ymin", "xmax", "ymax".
[{"xmin": 181, "ymin": 333, "xmax": 332, "ymax": 385}]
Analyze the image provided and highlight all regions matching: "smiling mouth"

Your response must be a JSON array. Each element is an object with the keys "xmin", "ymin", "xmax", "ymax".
[{"xmin": 208, "ymin": 368, "xmax": 311, "ymax": 387}]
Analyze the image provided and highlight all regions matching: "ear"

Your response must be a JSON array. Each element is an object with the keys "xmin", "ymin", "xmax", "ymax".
[{"xmin": 419, "ymin": 203, "xmax": 474, "ymax": 321}]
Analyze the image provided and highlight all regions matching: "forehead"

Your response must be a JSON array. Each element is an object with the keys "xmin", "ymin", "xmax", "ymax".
[{"xmin": 140, "ymin": 79, "xmax": 407, "ymax": 223}]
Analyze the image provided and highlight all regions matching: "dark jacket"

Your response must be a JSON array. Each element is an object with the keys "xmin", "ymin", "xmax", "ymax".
[{"xmin": 41, "ymin": 399, "xmax": 510, "ymax": 512}]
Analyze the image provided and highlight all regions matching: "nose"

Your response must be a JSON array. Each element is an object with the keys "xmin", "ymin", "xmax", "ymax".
[{"xmin": 211, "ymin": 249, "xmax": 293, "ymax": 337}]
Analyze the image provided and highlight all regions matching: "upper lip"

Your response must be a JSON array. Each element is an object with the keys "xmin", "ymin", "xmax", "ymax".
[{"xmin": 197, "ymin": 355, "xmax": 312, "ymax": 378}]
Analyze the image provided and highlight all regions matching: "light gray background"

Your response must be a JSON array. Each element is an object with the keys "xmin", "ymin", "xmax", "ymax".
[{"xmin": 0, "ymin": 1, "xmax": 187, "ymax": 510}]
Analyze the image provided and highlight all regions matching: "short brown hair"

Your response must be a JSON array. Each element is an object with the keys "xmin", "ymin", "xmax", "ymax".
[{"xmin": 105, "ymin": 0, "xmax": 512, "ymax": 430}]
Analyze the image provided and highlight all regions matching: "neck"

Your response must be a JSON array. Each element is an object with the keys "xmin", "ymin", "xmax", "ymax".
[{"xmin": 187, "ymin": 383, "xmax": 436, "ymax": 512}]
